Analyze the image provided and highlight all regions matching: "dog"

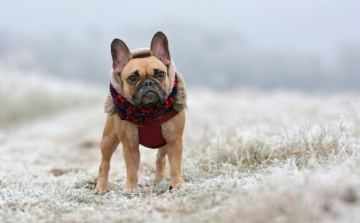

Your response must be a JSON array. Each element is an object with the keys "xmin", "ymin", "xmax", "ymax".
[{"xmin": 94, "ymin": 32, "xmax": 187, "ymax": 193}]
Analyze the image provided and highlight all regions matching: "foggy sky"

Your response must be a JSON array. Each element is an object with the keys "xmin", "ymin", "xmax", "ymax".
[{"xmin": 1, "ymin": 1, "xmax": 360, "ymax": 91}]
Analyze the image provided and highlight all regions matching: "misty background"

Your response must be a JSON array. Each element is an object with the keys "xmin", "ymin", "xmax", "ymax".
[{"xmin": 1, "ymin": 1, "xmax": 360, "ymax": 91}]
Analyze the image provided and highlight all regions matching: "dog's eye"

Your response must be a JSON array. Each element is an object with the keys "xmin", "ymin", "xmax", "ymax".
[
  {"xmin": 128, "ymin": 75, "xmax": 138, "ymax": 83},
  {"xmin": 158, "ymin": 71, "xmax": 165, "ymax": 80}
]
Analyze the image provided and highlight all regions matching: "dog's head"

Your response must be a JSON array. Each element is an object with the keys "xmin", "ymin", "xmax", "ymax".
[{"xmin": 111, "ymin": 32, "xmax": 172, "ymax": 108}]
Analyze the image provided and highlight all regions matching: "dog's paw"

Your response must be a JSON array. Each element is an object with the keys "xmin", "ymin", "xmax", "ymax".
[
  {"xmin": 155, "ymin": 176, "xmax": 167, "ymax": 183},
  {"xmin": 94, "ymin": 185, "xmax": 109, "ymax": 195},
  {"xmin": 94, "ymin": 189, "xmax": 109, "ymax": 195},
  {"xmin": 171, "ymin": 178, "xmax": 185, "ymax": 189},
  {"xmin": 123, "ymin": 183, "xmax": 138, "ymax": 191}
]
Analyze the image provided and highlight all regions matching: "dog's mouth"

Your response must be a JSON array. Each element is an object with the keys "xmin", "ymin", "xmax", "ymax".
[
  {"xmin": 132, "ymin": 83, "xmax": 167, "ymax": 108},
  {"xmin": 141, "ymin": 91, "xmax": 161, "ymax": 108}
]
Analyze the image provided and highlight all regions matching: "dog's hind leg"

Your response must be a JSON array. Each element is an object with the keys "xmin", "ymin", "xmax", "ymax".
[
  {"xmin": 95, "ymin": 115, "xmax": 120, "ymax": 194},
  {"xmin": 122, "ymin": 141, "xmax": 140, "ymax": 190},
  {"xmin": 161, "ymin": 111, "xmax": 186, "ymax": 188},
  {"xmin": 165, "ymin": 138, "xmax": 185, "ymax": 188},
  {"xmin": 155, "ymin": 147, "xmax": 167, "ymax": 180}
]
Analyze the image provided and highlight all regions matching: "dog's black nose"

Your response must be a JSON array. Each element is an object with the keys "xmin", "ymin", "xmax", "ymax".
[{"xmin": 141, "ymin": 79, "xmax": 155, "ymax": 86}]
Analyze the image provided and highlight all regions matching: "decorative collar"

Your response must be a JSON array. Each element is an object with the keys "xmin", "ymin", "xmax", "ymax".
[{"xmin": 110, "ymin": 75, "xmax": 178, "ymax": 126}]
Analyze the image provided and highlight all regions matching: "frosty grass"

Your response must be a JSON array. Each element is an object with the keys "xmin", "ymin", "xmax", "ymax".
[{"xmin": 1, "ymin": 71, "xmax": 360, "ymax": 222}]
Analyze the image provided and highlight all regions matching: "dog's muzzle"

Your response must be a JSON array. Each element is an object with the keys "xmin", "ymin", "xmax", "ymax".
[{"xmin": 133, "ymin": 79, "xmax": 166, "ymax": 108}]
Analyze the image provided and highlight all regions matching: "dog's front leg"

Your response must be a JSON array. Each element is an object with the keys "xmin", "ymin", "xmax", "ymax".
[
  {"xmin": 95, "ymin": 116, "xmax": 120, "ymax": 194},
  {"xmin": 122, "ymin": 141, "xmax": 140, "ymax": 190},
  {"xmin": 165, "ymin": 138, "xmax": 185, "ymax": 188}
]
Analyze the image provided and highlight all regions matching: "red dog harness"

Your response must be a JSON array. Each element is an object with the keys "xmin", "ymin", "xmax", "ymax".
[
  {"xmin": 137, "ymin": 108, "xmax": 179, "ymax": 148},
  {"xmin": 110, "ymin": 75, "xmax": 180, "ymax": 149}
]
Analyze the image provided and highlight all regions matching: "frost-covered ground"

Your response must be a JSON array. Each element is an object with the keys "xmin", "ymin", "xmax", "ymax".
[{"xmin": 1, "ymin": 69, "xmax": 360, "ymax": 223}]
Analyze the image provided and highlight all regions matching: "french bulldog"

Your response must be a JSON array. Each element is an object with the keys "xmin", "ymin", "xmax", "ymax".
[{"xmin": 94, "ymin": 32, "xmax": 187, "ymax": 193}]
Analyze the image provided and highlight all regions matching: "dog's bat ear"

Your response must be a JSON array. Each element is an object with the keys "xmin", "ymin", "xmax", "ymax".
[
  {"xmin": 111, "ymin": 39, "xmax": 132, "ymax": 73},
  {"xmin": 150, "ymin": 31, "xmax": 171, "ymax": 66}
]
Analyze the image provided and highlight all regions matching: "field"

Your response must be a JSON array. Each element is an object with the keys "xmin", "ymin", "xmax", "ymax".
[{"xmin": 1, "ymin": 70, "xmax": 360, "ymax": 223}]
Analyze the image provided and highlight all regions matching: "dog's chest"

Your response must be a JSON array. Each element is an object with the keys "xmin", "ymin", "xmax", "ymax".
[{"xmin": 137, "ymin": 125, "xmax": 166, "ymax": 148}]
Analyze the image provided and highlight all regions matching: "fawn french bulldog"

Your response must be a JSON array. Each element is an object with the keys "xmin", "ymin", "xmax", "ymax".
[{"xmin": 95, "ymin": 32, "xmax": 187, "ymax": 193}]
